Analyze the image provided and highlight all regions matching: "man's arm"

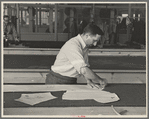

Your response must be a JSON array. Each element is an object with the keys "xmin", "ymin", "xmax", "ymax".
[{"xmin": 81, "ymin": 66, "xmax": 107, "ymax": 89}]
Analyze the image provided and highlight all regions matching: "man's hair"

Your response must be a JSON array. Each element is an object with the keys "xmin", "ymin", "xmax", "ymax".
[{"xmin": 83, "ymin": 23, "xmax": 104, "ymax": 35}]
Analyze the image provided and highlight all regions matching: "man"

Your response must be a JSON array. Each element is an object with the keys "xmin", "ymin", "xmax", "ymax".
[
  {"xmin": 3, "ymin": 15, "xmax": 19, "ymax": 46},
  {"xmin": 46, "ymin": 23, "xmax": 107, "ymax": 89}
]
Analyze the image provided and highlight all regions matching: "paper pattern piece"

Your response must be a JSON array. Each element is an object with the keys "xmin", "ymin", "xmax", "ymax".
[
  {"xmin": 15, "ymin": 92, "xmax": 56, "ymax": 105},
  {"xmin": 63, "ymin": 90, "xmax": 120, "ymax": 103}
]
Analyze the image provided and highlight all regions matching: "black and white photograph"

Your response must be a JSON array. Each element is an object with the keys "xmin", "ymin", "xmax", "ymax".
[{"xmin": 1, "ymin": 1, "xmax": 148, "ymax": 118}]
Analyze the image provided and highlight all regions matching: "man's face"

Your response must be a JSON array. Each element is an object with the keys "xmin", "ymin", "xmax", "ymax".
[
  {"xmin": 4, "ymin": 17, "xmax": 9, "ymax": 24},
  {"xmin": 85, "ymin": 34, "xmax": 101, "ymax": 47}
]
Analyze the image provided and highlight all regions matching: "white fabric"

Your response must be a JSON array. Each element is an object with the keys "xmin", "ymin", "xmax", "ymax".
[
  {"xmin": 15, "ymin": 92, "xmax": 56, "ymax": 106},
  {"xmin": 51, "ymin": 34, "xmax": 89, "ymax": 78},
  {"xmin": 63, "ymin": 90, "xmax": 120, "ymax": 103}
]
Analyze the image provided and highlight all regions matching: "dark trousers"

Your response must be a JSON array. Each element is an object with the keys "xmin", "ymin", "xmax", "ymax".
[{"xmin": 45, "ymin": 70, "xmax": 77, "ymax": 84}]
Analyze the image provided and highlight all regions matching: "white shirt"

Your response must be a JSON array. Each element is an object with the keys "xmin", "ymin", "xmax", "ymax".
[{"xmin": 51, "ymin": 34, "xmax": 90, "ymax": 78}]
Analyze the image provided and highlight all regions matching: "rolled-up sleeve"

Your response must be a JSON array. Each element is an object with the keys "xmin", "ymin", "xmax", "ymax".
[{"xmin": 64, "ymin": 44, "xmax": 88, "ymax": 74}]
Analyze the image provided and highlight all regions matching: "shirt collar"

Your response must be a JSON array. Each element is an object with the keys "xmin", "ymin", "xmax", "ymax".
[{"xmin": 78, "ymin": 34, "xmax": 86, "ymax": 49}]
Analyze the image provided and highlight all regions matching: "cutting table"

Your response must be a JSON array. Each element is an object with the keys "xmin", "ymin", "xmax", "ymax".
[{"xmin": 3, "ymin": 84, "xmax": 146, "ymax": 117}]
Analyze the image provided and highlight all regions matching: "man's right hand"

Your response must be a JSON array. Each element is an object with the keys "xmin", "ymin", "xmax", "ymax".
[{"xmin": 86, "ymin": 78, "xmax": 103, "ymax": 89}]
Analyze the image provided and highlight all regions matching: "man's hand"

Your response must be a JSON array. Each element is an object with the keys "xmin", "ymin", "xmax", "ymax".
[
  {"xmin": 86, "ymin": 78, "xmax": 107, "ymax": 90},
  {"xmin": 81, "ymin": 66, "xmax": 108, "ymax": 89},
  {"xmin": 98, "ymin": 78, "xmax": 107, "ymax": 89},
  {"xmin": 86, "ymin": 79, "xmax": 101, "ymax": 89}
]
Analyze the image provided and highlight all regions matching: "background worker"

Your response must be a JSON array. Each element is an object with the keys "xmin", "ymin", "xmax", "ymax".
[
  {"xmin": 3, "ymin": 15, "xmax": 19, "ymax": 47},
  {"xmin": 46, "ymin": 23, "xmax": 107, "ymax": 89}
]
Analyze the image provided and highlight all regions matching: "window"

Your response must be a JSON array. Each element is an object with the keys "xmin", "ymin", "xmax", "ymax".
[{"xmin": 122, "ymin": 14, "xmax": 128, "ymax": 17}]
